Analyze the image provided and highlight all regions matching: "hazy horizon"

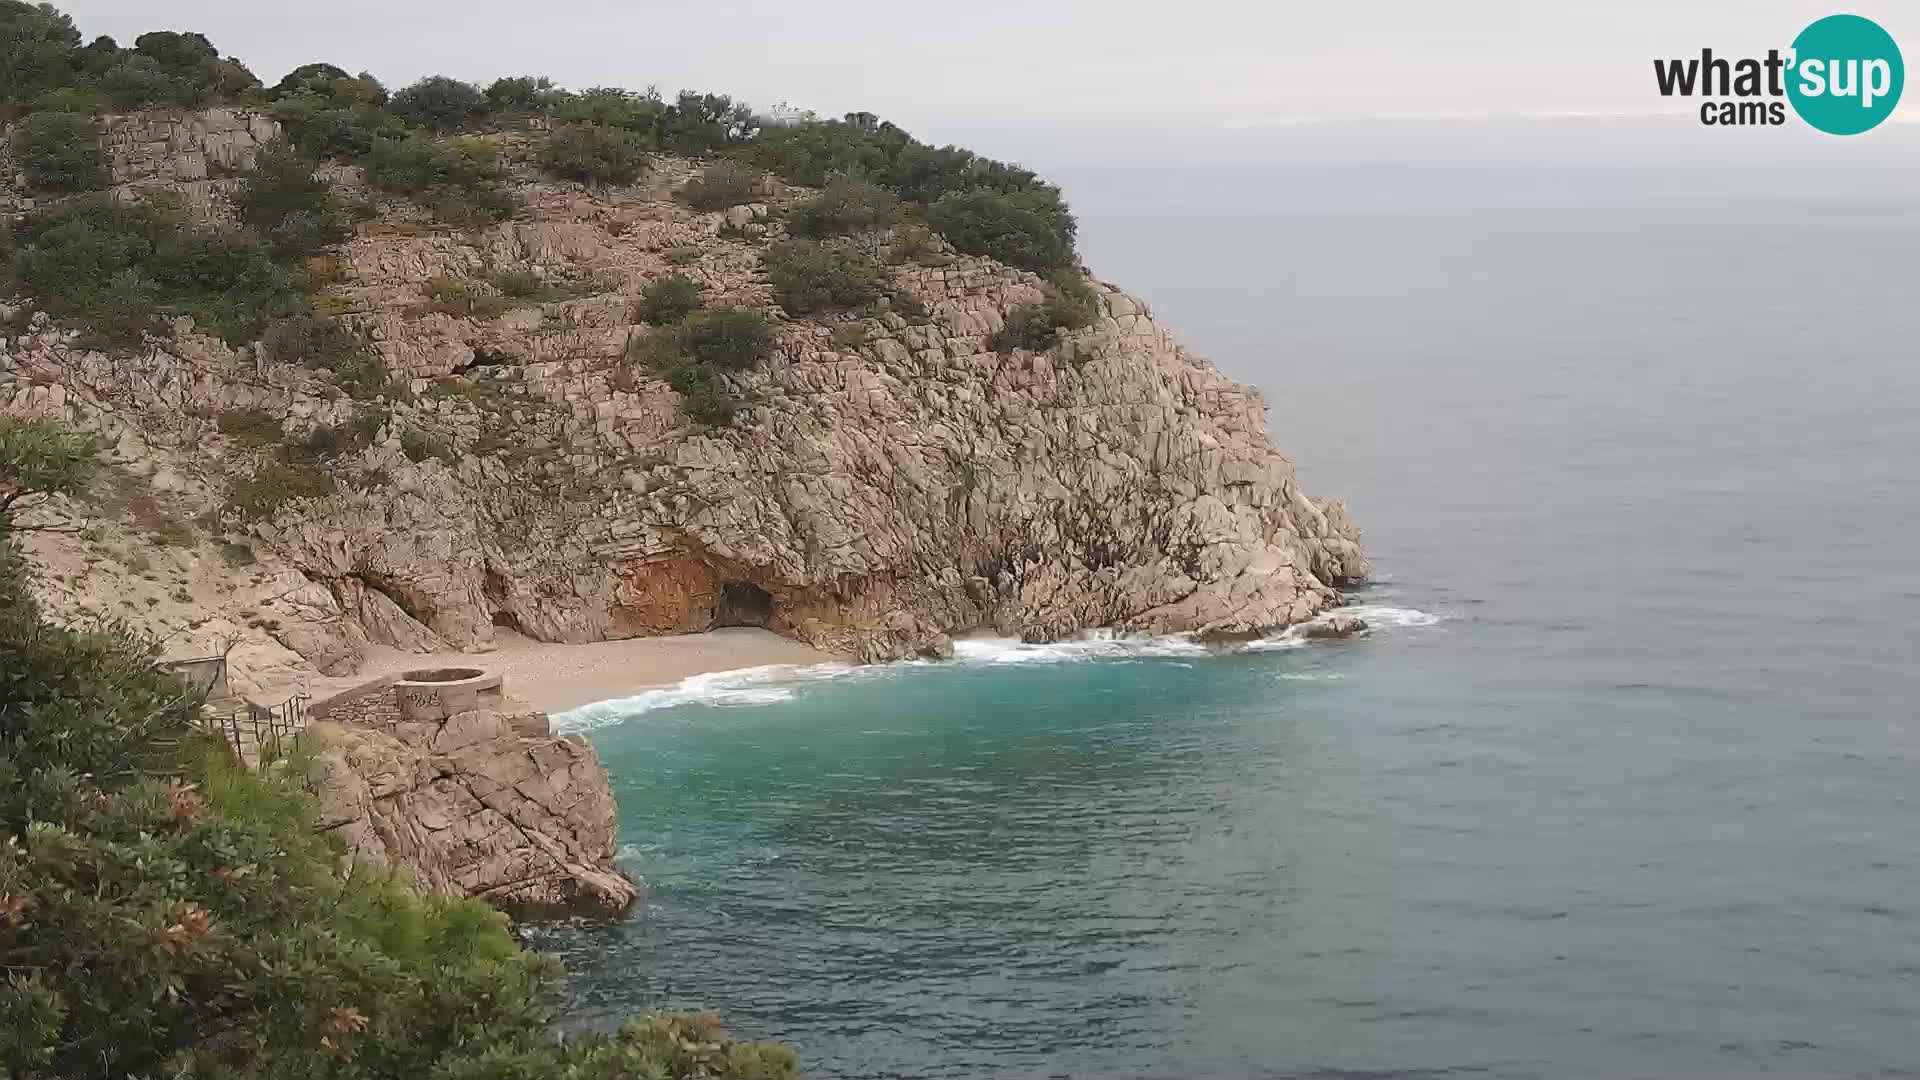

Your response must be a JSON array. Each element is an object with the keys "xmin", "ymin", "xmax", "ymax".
[{"xmin": 56, "ymin": 1, "xmax": 1920, "ymax": 135}]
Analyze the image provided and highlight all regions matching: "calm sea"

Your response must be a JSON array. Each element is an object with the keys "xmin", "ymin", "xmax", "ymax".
[{"xmin": 538, "ymin": 125, "xmax": 1920, "ymax": 1078}]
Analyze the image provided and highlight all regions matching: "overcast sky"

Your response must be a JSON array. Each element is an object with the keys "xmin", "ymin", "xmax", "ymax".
[{"xmin": 58, "ymin": 0, "xmax": 1917, "ymax": 139}]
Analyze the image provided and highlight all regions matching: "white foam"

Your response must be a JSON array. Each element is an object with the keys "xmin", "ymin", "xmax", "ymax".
[
  {"xmin": 552, "ymin": 661, "xmax": 855, "ymax": 733},
  {"xmin": 1244, "ymin": 602, "xmax": 1445, "ymax": 651},
  {"xmin": 554, "ymin": 606, "xmax": 1443, "ymax": 729},
  {"xmin": 1331, "ymin": 604, "xmax": 1445, "ymax": 628},
  {"xmin": 949, "ymin": 631, "xmax": 1210, "ymax": 665}
]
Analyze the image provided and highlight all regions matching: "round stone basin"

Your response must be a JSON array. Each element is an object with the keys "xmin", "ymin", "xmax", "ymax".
[{"xmin": 393, "ymin": 667, "xmax": 503, "ymax": 722}]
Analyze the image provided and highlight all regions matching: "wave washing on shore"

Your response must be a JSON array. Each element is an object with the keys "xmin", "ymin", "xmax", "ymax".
[{"xmin": 551, "ymin": 604, "xmax": 1445, "ymax": 733}]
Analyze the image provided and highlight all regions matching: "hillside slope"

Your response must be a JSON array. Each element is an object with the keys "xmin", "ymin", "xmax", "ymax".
[{"xmin": 1, "ymin": 110, "xmax": 1364, "ymax": 692}]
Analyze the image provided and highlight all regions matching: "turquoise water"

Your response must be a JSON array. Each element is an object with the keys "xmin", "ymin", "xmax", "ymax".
[{"xmin": 539, "ymin": 155, "xmax": 1920, "ymax": 1077}]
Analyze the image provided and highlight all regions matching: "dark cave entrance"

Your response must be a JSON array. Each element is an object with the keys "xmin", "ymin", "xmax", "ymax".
[{"xmin": 713, "ymin": 581, "xmax": 775, "ymax": 629}]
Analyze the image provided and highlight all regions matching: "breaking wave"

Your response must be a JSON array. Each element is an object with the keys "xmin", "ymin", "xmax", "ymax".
[
  {"xmin": 553, "ymin": 605, "xmax": 1445, "ymax": 730},
  {"xmin": 553, "ymin": 662, "xmax": 856, "ymax": 733}
]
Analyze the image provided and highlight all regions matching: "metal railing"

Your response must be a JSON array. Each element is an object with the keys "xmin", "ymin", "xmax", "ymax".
[{"xmin": 206, "ymin": 692, "xmax": 312, "ymax": 765}]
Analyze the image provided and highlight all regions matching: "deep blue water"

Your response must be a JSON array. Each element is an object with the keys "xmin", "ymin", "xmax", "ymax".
[{"xmin": 539, "ymin": 149, "xmax": 1920, "ymax": 1078}]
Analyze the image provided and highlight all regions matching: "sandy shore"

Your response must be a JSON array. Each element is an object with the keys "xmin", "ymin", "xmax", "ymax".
[{"xmin": 304, "ymin": 628, "xmax": 843, "ymax": 715}]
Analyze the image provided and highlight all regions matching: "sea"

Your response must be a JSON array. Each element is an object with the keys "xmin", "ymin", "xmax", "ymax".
[{"xmin": 534, "ymin": 120, "xmax": 1920, "ymax": 1078}]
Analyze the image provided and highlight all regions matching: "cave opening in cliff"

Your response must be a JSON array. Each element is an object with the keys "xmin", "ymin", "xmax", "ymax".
[{"xmin": 714, "ymin": 581, "xmax": 775, "ymax": 629}]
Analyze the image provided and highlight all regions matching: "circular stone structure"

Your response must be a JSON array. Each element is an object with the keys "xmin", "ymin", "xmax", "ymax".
[{"xmin": 393, "ymin": 667, "xmax": 505, "ymax": 722}]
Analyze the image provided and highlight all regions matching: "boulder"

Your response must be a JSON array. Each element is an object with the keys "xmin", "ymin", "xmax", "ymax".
[{"xmin": 302, "ymin": 712, "xmax": 638, "ymax": 916}]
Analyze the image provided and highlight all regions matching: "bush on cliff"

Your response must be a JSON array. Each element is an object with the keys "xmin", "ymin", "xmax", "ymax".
[
  {"xmin": 10, "ymin": 195, "xmax": 306, "ymax": 348},
  {"xmin": 677, "ymin": 308, "xmax": 771, "ymax": 370},
  {"xmin": 665, "ymin": 362, "xmax": 737, "ymax": 426},
  {"xmin": 676, "ymin": 161, "xmax": 758, "ymax": 211},
  {"xmin": 364, "ymin": 135, "xmax": 515, "ymax": 222},
  {"xmin": 0, "ymin": 9, "xmax": 257, "ymax": 118},
  {"xmin": 635, "ymin": 274, "xmax": 704, "ymax": 325},
  {"xmin": 743, "ymin": 115, "xmax": 1078, "ymax": 271},
  {"xmin": 389, "ymin": 74, "xmax": 490, "ymax": 132},
  {"xmin": 484, "ymin": 75, "xmax": 556, "ymax": 114},
  {"xmin": 261, "ymin": 314, "xmax": 387, "ymax": 396},
  {"xmin": 786, "ymin": 171, "xmax": 900, "ymax": 238},
  {"xmin": 658, "ymin": 90, "xmax": 757, "ymax": 157},
  {"xmin": 272, "ymin": 97, "xmax": 410, "ymax": 160},
  {"xmin": 922, "ymin": 188, "xmax": 1077, "ymax": 273},
  {"xmin": 0, "ymin": 419, "xmax": 799, "ymax": 1080},
  {"xmin": 542, "ymin": 122, "xmax": 650, "ymax": 186},
  {"xmin": 989, "ymin": 272, "xmax": 1098, "ymax": 353},
  {"xmin": 234, "ymin": 141, "xmax": 353, "ymax": 258},
  {"xmin": 766, "ymin": 238, "xmax": 888, "ymax": 315},
  {"xmin": 10, "ymin": 110, "xmax": 106, "ymax": 194}
]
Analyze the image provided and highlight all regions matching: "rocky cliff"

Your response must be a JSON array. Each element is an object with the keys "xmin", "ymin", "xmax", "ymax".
[
  {"xmin": 1, "ymin": 110, "xmax": 1365, "ymax": 691},
  {"xmin": 304, "ymin": 690, "xmax": 636, "ymax": 915}
]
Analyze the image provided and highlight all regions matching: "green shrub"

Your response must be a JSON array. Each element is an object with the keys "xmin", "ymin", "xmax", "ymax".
[
  {"xmin": 484, "ymin": 74, "xmax": 555, "ymax": 113},
  {"xmin": 271, "ymin": 98, "xmax": 407, "ymax": 160},
  {"xmin": 922, "ymin": 188, "xmax": 1077, "ymax": 272},
  {"xmin": 659, "ymin": 90, "xmax": 756, "ymax": 157},
  {"xmin": 542, "ymin": 123, "xmax": 650, "ymax": 186},
  {"xmin": 552, "ymin": 87, "xmax": 666, "ymax": 135},
  {"xmin": 989, "ymin": 277, "xmax": 1095, "ymax": 353},
  {"xmin": 97, "ymin": 53, "xmax": 205, "ymax": 111},
  {"xmin": 888, "ymin": 222, "xmax": 946, "ymax": 264},
  {"xmin": 400, "ymin": 429, "xmax": 450, "ymax": 464},
  {"xmin": 234, "ymin": 141, "xmax": 351, "ymax": 258},
  {"xmin": 1046, "ymin": 269, "xmax": 1098, "ymax": 330},
  {"xmin": 219, "ymin": 540, "xmax": 256, "ymax": 566},
  {"xmin": 214, "ymin": 408, "xmax": 283, "ymax": 446},
  {"xmin": 676, "ymin": 308, "xmax": 771, "ymax": 370},
  {"xmin": 990, "ymin": 303, "xmax": 1062, "ymax": 353},
  {"xmin": 27, "ymin": 85, "xmax": 105, "ymax": 114},
  {"xmin": 663, "ymin": 246, "xmax": 700, "ymax": 266},
  {"xmin": 260, "ymin": 313, "xmax": 354, "ymax": 366},
  {"xmin": 666, "ymin": 363, "xmax": 736, "ymax": 425},
  {"xmin": 740, "ymin": 115, "xmax": 910, "ymax": 188},
  {"xmin": 12, "ymin": 111, "xmax": 105, "ymax": 194},
  {"xmin": 225, "ymin": 450, "xmax": 336, "ymax": 518},
  {"xmin": 766, "ymin": 238, "xmax": 888, "ymax": 315},
  {"xmin": 258, "ymin": 314, "xmax": 384, "ymax": 393},
  {"xmin": 364, "ymin": 136, "xmax": 515, "ymax": 222},
  {"xmin": 389, "ymin": 75, "xmax": 489, "ymax": 131},
  {"xmin": 635, "ymin": 274, "xmax": 703, "ymax": 325},
  {"xmin": 11, "ymin": 195, "xmax": 305, "ymax": 347},
  {"xmin": 676, "ymin": 161, "xmax": 757, "ymax": 211},
  {"xmin": 787, "ymin": 172, "xmax": 900, "ymax": 237},
  {"xmin": 624, "ymin": 326, "xmax": 680, "ymax": 371},
  {"xmin": 301, "ymin": 423, "xmax": 345, "ymax": 459},
  {"xmin": 0, "ymin": 2, "xmax": 84, "ymax": 105}
]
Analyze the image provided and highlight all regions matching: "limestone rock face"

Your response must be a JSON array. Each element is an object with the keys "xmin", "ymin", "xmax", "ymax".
[
  {"xmin": 1, "ymin": 113, "xmax": 1367, "ymax": 684},
  {"xmin": 303, "ymin": 708, "xmax": 637, "ymax": 915}
]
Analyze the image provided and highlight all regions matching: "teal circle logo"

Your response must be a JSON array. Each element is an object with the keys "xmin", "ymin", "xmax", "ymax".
[{"xmin": 1787, "ymin": 14, "xmax": 1904, "ymax": 135}]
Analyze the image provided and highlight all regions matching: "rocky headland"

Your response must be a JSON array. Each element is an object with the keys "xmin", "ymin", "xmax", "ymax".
[{"xmin": 2, "ymin": 108, "xmax": 1364, "ymax": 912}]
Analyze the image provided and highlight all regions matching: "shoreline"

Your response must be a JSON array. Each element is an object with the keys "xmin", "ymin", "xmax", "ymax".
[{"xmin": 302, "ymin": 627, "xmax": 844, "ymax": 715}]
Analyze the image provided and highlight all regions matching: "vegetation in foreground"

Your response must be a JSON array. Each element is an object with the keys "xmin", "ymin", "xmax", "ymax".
[{"xmin": 0, "ymin": 415, "xmax": 798, "ymax": 1078}]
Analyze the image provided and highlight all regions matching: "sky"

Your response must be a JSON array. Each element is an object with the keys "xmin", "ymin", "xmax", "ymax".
[{"xmin": 57, "ymin": 0, "xmax": 1919, "ymax": 137}]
